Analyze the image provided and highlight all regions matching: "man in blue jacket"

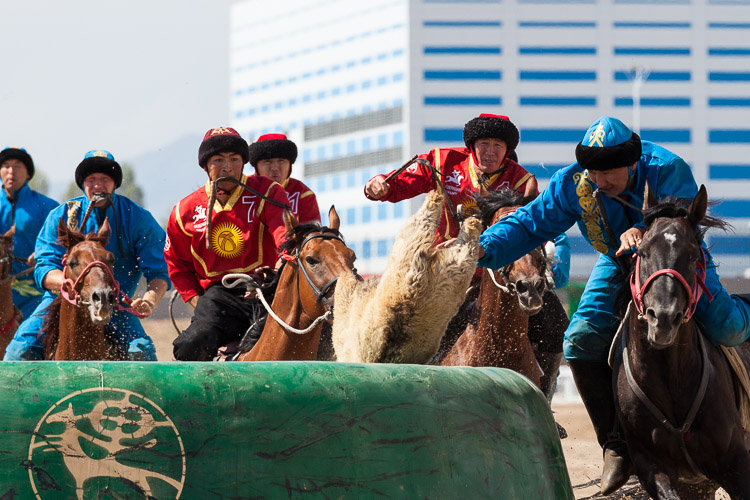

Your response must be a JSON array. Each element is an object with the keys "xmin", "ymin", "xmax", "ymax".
[
  {"xmin": 0, "ymin": 147, "xmax": 58, "ymax": 319},
  {"xmin": 477, "ymin": 116, "xmax": 750, "ymax": 494},
  {"xmin": 3, "ymin": 150, "xmax": 170, "ymax": 361}
]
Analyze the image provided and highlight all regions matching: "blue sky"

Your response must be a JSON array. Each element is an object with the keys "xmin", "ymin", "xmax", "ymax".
[{"xmin": 0, "ymin": 0, "xmax": 237, "ymax": 199}]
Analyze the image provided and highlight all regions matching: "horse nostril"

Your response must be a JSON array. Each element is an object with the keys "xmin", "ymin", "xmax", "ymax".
[
  {"xmin": 92, "ymin": 291, "xmax": 101, "ymax": 304},
  {"xmin": 107, "ymin": 291, "xmax": 115, "ymax": 305},
  {"xmin": 535, "ymin": 280, "xmax": 546, "ymax": 293},
  {"xmin": 646, "ymin": 308, "xmax": 657, "ymax": 322},
  {"xmin": 515, "ymin": 281, "xmax": 527, "ymax": 294},
  {"xmin": 672, "ymin": 311, "xmax": 684, "ymax": 327}
]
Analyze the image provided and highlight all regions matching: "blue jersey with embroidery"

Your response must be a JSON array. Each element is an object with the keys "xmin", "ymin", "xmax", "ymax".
[
  {"xmin": 0, "ymin": 184, "xmax": 58, "ymax": 317},
  {"xmin": 478, "ymin": 140, "xmax": 697, "ymax": 269}
]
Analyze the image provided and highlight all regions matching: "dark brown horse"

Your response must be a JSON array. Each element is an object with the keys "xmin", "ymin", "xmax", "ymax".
[
  {"xmin": 234, "ymin": 206, "xmax": 357, "ymax": 361},
  {"xmin": 440, "ymin": 190, "xmax": 554, "ymax": 391},
  {"xmin": 42, "ymin": 219, "xmax": 123, "ymax": 360},
  {"xmin": 0, "ymin": 226, "xmax": 22, "ymax": 357},
  {"xmin": 612, "ymin": 184, "xmax": 750, "ymax": 498}
]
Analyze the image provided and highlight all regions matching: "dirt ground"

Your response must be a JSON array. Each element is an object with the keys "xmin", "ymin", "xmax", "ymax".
[{"xmin": 142, "ymin": 317, "xmax": 728, "ymax": 499}]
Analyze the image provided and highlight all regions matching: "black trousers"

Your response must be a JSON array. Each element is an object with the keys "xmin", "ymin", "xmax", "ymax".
[
  {"xmin": 527, "ymin": 290, "xmax": 569, "ymax": 353},
  {"xmin": 173, "ymin": 285, "xmax": 262, "ymax": 361}
]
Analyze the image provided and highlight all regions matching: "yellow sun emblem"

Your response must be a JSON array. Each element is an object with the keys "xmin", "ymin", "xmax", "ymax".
[{"xmin": 211, "ymin": 223, "xmax": 245, "ymax": 259}]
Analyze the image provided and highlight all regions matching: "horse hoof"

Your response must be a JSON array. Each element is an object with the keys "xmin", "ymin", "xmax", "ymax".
[{"xmin": 555, "ymin": 422, "xmax": 568, "ymax": 439}]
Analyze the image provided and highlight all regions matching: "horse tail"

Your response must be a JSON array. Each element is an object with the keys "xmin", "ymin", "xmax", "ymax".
[{"xmin": 40, "ymin": 296, "xmax": 62, "ymax": 360}]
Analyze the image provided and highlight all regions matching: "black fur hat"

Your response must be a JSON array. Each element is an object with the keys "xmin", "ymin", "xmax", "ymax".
[
  {"xmin": 198, "ymin": 127, "xmax": 249, "ymax": 169},
  {"xmin": 575, "ymin": 117, "xmax": 642, "ymax": 171},
  {"xmin": 463, "ymin": 114, "xmax": 520, "ymax": 152},
  {"xmin": 248, "ymin": 133, "xmax": 298, "ymax": 167},
  {"xmin": 75, "ymin": 150, "xmax": 122, "ymax": 189},
  {"xmin": 0, "ymin": 147, "xmax": 35, "ymax": 179}
]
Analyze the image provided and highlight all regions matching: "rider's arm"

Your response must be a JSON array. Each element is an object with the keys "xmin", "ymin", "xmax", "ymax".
[
  {"xmin": 364, "ymin": 150, "xmax": 440, "ymax": 202},
  {"xmin": 33, "ymin": 204, "xmax": 67, "ymax": 291},
  {"xmin": 551, "ymin": 233, "xmax": 571, "ymax": 288},
  {"xmin": 164, "ymin": 205, "xmax": 203, "ymax": 303},
  {"xmin": 130, "ymin": 278, "xmax": 168, "ymax": 317}
]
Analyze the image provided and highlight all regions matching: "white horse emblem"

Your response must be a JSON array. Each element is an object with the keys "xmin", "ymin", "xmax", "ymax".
[{"xmin": 446, "ymin": 170, "xmax": 464, "ymax": 186}]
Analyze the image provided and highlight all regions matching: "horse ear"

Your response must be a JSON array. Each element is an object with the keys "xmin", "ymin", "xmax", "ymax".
[
  {"xmin": 328, "ymin": 205, "xmax": 340, "ymax": 231},
  {"xmin": 283, "ymin": 209, "xmax": 299, "ymax": 236},
  {"xmin": 57, "ymin": 218, "xmax": 72, "ymax": 249},
  {"xmin": 642, "ymin": 180, "xmax": 658, "ymax": 211},
  {"xmin": 688, "ymin": 185, "xmax": 708, "ymax": 224},
  {"xmin": 97, "ymin": 218, "xmax": 111, "ymax": 246}
]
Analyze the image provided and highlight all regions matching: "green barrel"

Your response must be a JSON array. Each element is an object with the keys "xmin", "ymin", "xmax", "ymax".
[{"xmin": 0, "ymin": 362, "xmax": 573, "ymax": 499}]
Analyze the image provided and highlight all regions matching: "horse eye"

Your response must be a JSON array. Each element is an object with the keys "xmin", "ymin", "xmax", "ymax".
[{"xmin": 305, "ymin": 255, "xmax": 319, "ymax": 266}]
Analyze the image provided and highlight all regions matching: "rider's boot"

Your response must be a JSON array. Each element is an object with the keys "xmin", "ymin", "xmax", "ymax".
[{"xmin": 568, "ymin": 359, "xmax": 633, "ymax": 495}]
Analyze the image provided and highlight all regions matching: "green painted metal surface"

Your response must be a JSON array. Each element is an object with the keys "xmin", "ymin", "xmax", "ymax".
[{"xmin": 0, "ymin": 362, "xmax": 573, "ymax": 499}]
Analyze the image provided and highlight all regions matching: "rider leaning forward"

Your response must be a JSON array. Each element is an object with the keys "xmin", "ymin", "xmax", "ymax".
[
  {"xmin": 3, "ymin": 150, "xmax": 169, "ymax": 361},
  {"xmin": 477, "ymin": 116, "xmax": 750, "ymax": 494},
  {"xmin": 248, "ymin": 133, "xmax": 320, "ymax": 225},
  {"xmin": 165, "ymin": 127, "xmax": 291, "ymax": 361},
  {"xmin": 365, "ymin": 113, "xmax": 571, "ymax": 399},
  {"xmin": 0, "ymin": 147, "xmax": 58, "ymax": 320}
]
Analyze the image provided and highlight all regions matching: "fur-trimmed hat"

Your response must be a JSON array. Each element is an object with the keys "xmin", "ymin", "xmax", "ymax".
[
  {"xmin": 0, "ymin": 147, "xmax": 35, "ymax": 180},
  {"xmin": 463, "ymin": 113, "xmax": 520, "ymax": 152},
  {"xmin": 575, "ymin": 117, "xmax": 642, "ymax": 171},
  {"xmin": 75, "ymin": 150, "xmax": 122, "ymax": 189},
  {"xmin": 198, "ymin": 127, "xmax": 249, "ymax": 169},
  {"xmin": 248, "ymin": 133, "xmax": 298, "ymax": 168}
]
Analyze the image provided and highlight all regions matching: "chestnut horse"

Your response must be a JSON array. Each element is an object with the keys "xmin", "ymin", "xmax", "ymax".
[
  {"xmin": 612, "ymin": 184, "xmax": 750, "ymax": 498},
  {"xmin": 0, "ymin": 226, "xmax": 22, "ymax": 357},
  {"xmin": 42, "ymin": 218, "xmax": 131, "ymax": 360},
  {"xmin": 231, "ymin": 206, "xmax": 357, "ymax": 361},
  {"xmin": 441, "ymin": 190, "xmax": 553, "ymax": 391}
]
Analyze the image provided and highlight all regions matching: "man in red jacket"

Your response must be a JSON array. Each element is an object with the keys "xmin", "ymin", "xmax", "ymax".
[
  {"xmin": 248, "ymin": 133, "xmax": 321, "ymax": 225},
  {"xmin": 165, "ymin": 127, "xmax": 291, "ymax": 360},
  {"xmin": 364, "ymin": 113, "xmax": 537, "ymax": 243}
]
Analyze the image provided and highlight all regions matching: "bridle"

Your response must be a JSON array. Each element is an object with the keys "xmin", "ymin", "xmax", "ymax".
[
  {"xmin": 630, "ymin": 236, "xmax": 712, "ymax": 322},
  {"xmin": 59, "ymin": 253, "xmax": 147, "ymax": 318},
  {"xmin": 0, "ymin": 242, "xmax": 33, "ymax": 285}
]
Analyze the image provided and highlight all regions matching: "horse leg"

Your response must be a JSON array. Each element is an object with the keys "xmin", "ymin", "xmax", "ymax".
[
  {"xmin": 638, "ymin": 469, "xmax": 681, "ymax": 500},
  {"xmin": 714, "ymin": 443, "xmax": 750, "ymax": 499}
]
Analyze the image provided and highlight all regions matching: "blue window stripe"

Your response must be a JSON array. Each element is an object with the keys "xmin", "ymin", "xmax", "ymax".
[
  {"xmin": 613, "ymin": 22, "xmax": 690, "ymax": 28},
  {"xmin": 519, "ymin": 47, "xmax": 596, "ymax": 55},
  {"xmin": 709, "ymin": 98, "xmax": 750, "ymax": 106},
  {"xmin": 709, "ymin": 22, "xmax": 750, "ymax": 29},
  {"xmin": 709, "ymin": 203, "xmax": 750, "ymax": 220},
  {"xmin": 709, "ymin": 130, "xmax": 750, "ymax": 143},
  {"xmin": 520, "ymin": 96, "xmax": 596, "ymax": 106},
  {"xmin": 425, "ymin": 96, "xmax": 502, "ymax": 105},
  {"xmin": 614, "ymin": 47, "xmax": 691, "ymax": 55},
  {"xmin": 522, "ymin": 129, "xmax": 585, "ymax": 142},
  {"xmin": 709, "ymin": 72, "xmax": 750, "ymax": 81},
  {"xmin": 614, "ymin": 97, "xmax": 691, "ymax": 107},
  {"xmin": 424, "ymin": 46, "xmax": 501, "ymax": 54},
  {"xmin": 519, "ymin": 71, "xmax": 596, "ymax": 81},
  {"xmin": 518, "ymin": 0, "xmax": 595, "ymax": 3},
  {"xmin": 425, "ymin": 128, "xmax": 463, "ymax": 142},
  {"xmin": 614, "ymin": 71, "xmax": 691, "ymax": 81},
  {"xmin": 641, "ymin": 129, "xmax": 691, "ymax": 143},
  {"xmin": 709, "ymin": 48, "xmax": 750, "ymax": 56},
  {"xmin": 424, "ymin": 0, "xmax": 499, "ymax": 2},
  {"xmin": 526, "ymin": 164, "xmax": 568, "ymax": 179},
  {"xmin": 518, "ymin": 21, "xmax": 596, "ymax": 27},
  {"xmin": 423, "ymin": 21, "xmax": 501, "ymax": 27},
  {"xmin": 424, "ymin": 70, "xmax": 501, "ymax": 80},
  {"xmin": 709, "ymin": 165, "xmax": 750, "ymax": 179}
]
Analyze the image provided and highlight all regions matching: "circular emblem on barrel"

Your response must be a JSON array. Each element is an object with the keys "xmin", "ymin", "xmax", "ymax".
[
  {"xmin": 27, "ymin": 387, "xmax": 185, "ymax": 499},
  {"xmin": 211, "ymin": 222, "xmax": 244, "ymax": 258}
]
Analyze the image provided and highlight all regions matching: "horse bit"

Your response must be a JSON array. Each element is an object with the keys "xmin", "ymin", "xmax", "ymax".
[{"xmin": 60, "ymin": 254, "xmax": 147, "ymax": 318}]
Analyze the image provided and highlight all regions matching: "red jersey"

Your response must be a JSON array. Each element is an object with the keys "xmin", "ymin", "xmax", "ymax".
[
  {"xmin": 367, "ymin": 147, "xmax": 537, "ymax": 243},
  {"xmin": 261, "ymin": 176, "xmax": 320, "ymax": 224},
  {"xmin": 165, "ymin": 174, "xmax": 290, "ymax": 302}
]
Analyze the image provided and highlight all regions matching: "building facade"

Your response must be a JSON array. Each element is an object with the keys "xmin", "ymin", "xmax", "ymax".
[{"xmin": 230, "ymin": 0, "xmax": 750, "ymax": 277}]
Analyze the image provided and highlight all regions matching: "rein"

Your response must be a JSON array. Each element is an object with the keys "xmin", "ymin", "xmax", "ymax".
[
  {"xmin": 630, "ymin": 245, "xmax": 712, "ymax": 322},
  {"xmin": 59, "ymin": 255, "xmax": 147, "ymax": 318}
]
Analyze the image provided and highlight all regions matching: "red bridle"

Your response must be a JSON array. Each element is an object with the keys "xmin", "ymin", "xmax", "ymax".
[
  {"xmin": 60, "ymin": 254, "xmax": 147, "ymax": 318},
  {"xmin": 630, "ymin": 245, "xmax": 713, "ymax": 322}
]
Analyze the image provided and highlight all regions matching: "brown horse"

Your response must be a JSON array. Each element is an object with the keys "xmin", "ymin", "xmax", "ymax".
[
  {"xmin": 234, "ymin": 206, "xmax": 357, "ymax": 361},
  {"xmin": 42, "ymin": 218, "xmax": 122, "ymax": 360},
  {"xmin": 0, "ymin": 226, "xmax": 22, "ymax": 357},
  {"xmin": 612, "ymin": 184, "xmax": 750, "ymax": 498},
  {"xmin": 441, "ymin": 190, "xmax": 553, "ymax": 392}
]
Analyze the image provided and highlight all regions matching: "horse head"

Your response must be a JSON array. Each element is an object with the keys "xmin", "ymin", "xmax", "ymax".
[
  {"xmin": 281, "ymin": 206, "xmax": 357, "ymax": 318},
  {"xmin": 478, "ymin": 189, "xmax": 552, "ymax": 315},
  {"xmin": 57, "ymin": 218, "xmax": 117, "ymax": 326},
  {"xmin": 634, "ymin": 183, "xmax": 712, "ymax": 348},
  {"xmin": 0, "ymin": 226, "xmax": 15, "ymax": 283}
]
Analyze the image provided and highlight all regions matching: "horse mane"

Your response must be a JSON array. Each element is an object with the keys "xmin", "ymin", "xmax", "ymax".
[
  {"xmin": 475, "ymin": 188, "xmax": 537, "ymax": 229},
  {"xmin": 642, "ymin": 195, "xmax": 730, "ymax": 240},
  {"xmin": 279, "ymin": 223, "xmax": 341, "ymax": 255},
  {"xmin": 40, "ymin": 295, "xmax": 63, "ymax": 359}
]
